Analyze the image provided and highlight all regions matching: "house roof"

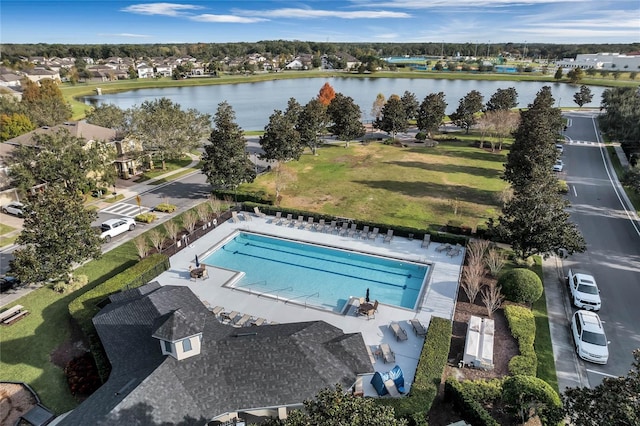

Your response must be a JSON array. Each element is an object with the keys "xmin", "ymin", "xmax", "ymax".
[
  {"xmin": 59, "ymin": 284, "xmax": 373, "ymax": 426},
  {"xmin": 4, "ymin": 122, "xmax": 116, "ymax": 147}
]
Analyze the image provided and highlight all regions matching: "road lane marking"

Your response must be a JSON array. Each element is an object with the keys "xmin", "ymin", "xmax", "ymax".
[
  {"xmin": 586, "ymin": 369, "xmax": 620, "ymax": 378},
  {"xmin": 572, "ymin": 186, "xmax": 578, "ymax": 197},
  {"xmin": 592, "ymin": 116, "xmax": 640, "ymax": 238}
]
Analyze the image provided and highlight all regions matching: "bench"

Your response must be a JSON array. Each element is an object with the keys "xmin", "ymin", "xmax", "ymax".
[{"xmin": 0, "ymin": 305, "xmax": 29, "ymax": 325}]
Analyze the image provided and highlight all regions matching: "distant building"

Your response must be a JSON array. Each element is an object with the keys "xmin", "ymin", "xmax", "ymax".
[{"xmin": 556, "ymin": 53, "xmax": 640, "ymax": 71}]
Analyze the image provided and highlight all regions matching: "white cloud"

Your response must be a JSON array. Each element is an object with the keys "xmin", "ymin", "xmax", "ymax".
[
  {"xmin": 190, "ymin": 14, "xmax": 267, "ymax": 23},
  {"xmin": 238, "ymin": 8, "xmax": 411, "ymax": 19},
  {"xmin": 97, "ymin": 33, "xmax": 152, "ymax": 38},
  {"xmin": 350, "ymin": 0, "xmax": 582, "ymax": 8},
  {"xmin": 121, "ymin": 3, "xmax": 203, "ymax": 16}
]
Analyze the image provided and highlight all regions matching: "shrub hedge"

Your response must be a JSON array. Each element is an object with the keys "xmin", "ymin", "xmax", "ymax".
[
  {"xmin": 379, "ymin": 317, "xmax": 452, "ymax": 424},
  {"xmin": 444, "ymin": 378, "xmax": 500, "ymax": 426},
  {"xmin": 504, "ymin": 304, "xmax": 537, "ymax": 376},
  {"xmin": 499, "ymin": 268, "xmax": 543, "ymax": 304},
  {"xmin": 502, "ymin": 375, "xmax": 563, "ymax": 426},
  {"xmin": 154, "ymin": 203, "xmax": 177, "ymax": 213},
  {"xmin": 135, "ymin": 212, "xmax": 157, "ymax": 223},
  {"xmin": 212, "ymin": 189, "xmax": 274, "ymax": 204},
  {"xmin": 69, "ymin": 254, "xmax": 170, "ymax": 380}
]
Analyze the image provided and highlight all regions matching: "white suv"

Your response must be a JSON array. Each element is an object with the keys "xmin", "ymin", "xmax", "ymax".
[
  {"xmin": 567, "ymin": 268, "xmax": 601, "ymax": 311},
  {"xmin": 571, "ymin": 310, "xmax": 609, "ymax": 364},
  {"xmin": 99, "ymin": 217, "xmax": 136, "ymax": 242},
  {"xmin": 2, "ymin": 201, "xmax": 24, "ymax": 217}
]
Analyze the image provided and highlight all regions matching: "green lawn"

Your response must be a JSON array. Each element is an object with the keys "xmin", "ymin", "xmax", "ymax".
[
  {"xmin": 0, "ymin": 243, "xmax": 138, "ymax": 413},
  {"xmin": 241, "ymin": 139, "xmax": 508, "ymax": 230},
  {"xmin": 532, "ymin": 258, "xmax": 559, "ymax": 392},
  {"xmin": 607, "ymin": 145, "xmax": 640, "ymax": 214}
]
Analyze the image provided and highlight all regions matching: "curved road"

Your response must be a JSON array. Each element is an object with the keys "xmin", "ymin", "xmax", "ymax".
[{"xmin": 560, "ymin": 111, "xmax": 640, "ymax": 387}]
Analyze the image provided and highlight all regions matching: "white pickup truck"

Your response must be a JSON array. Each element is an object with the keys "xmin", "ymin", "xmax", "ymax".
[{"xmin": 99, "ymin": 217, "xmax": 136, "ymax": 242}]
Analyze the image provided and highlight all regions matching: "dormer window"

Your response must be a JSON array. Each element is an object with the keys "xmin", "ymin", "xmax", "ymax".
[
  {"xmin": 182, "ymin": 338, "xmax": 192, "ymax": 352},
  {"xmin": 164, "ymin": 340, "xmax": 173, "ymax": 354}
]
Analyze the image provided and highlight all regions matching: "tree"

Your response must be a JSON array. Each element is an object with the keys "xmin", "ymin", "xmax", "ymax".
[
  {"xmin": 264, "ymin": 384, "xmax": 407, "ymax": 426},
  {"xmin": 317, "ymin": 82, "xmax": 336, "ymax": 106},
  {"xmin": 260, "ymin": 108, "xmax": 303, "ymax": 201},
  {"xmin": 567, "ymin": 68, "xmax": 584, "ymax": 84},
  {"xmin": 554, "ymin": 67, "xmax": 564, "ymax": 80},
  {"xmin": 502, "ymin": 375, "xmax": 564, "ymax": 425},
  {"xmin": 297, "ymin": 98, "xmax": 327, "ymax": 155},
  {"xmin": 8, "ymin": 129, "xmax": 115, "ymax": 194},
  {"xmin": 326, "ymin": 93, "xmax": 365, "ymax": 143},
  {"xmin": 485, "ymin": 109, "xmax": 520, "ymax": 151},
  {"xmin": 371, "ymin": 93, "xmax": 386, "ymax": 122},
  {"xmin": 374, "ymin": 95, "xmax": 407, "ymax": 140},
  {"xmin": 416, "ymin": 92, "xmax": 447, "ymax": 139},
  {"xmin": 0, "ymin": 113, "xmax": 34, "ymax": 141},
  {"xmin": 573, "ymin": 85, "xmax": 593, "ymax": 108},
  {"xmin": 486, "ymin": 87, "xmax": 518, "ymax": 111},
  {"xmin": 599, "ymin": 87, "xmax": 640, "ymax": 159},
  {"xmin": 201, "ymin": 101, "xmax": 255, "ymax": 191},
  {"xmin": 12, "ymin": 185, "xmax": 102, "ymax": 284},
  {"xmin": 85, "ymin": 104, "xmax": 129, "ymax": 137},
  {"xmin": 400, "ymin": 90, "xmax": 419, "ymax": 121},
  {"xmin": 129, "ymin": 98, "xmax": 211, "ymax": 169},
  {"xmin": 491, "ymin": 86, "xmax": 586, "ymax": 259},
  {"xmin": 449, "ymin": 90, "xmax": 484, "ymax": 134},
  {"xmin": 21, "ymin": 79, "xmax": 72, "ymax": 127},
  {"xmin": 563, "ymin": 349, "xmax": 640, "ymax": 426}
]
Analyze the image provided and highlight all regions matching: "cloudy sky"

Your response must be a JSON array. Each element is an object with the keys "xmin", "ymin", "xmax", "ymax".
[{"xmin": 2, "ymin": 0, "xmax": 638, "ymax": 44}]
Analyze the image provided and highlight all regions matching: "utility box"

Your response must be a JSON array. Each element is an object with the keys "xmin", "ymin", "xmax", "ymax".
[{"xmin": 462, "ymin": 315, "xmax": 495, "ymax": 370}]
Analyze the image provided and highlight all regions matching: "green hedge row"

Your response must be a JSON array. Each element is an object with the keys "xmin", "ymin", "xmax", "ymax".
[
  {"xmin": 379, "ymin": 316, "xmax": 452, "ymax": 424},
  {"xmin": 68, "ymin": 254, "xmax": 170, "ymax": 380},
  {"xmin": 444, "ymin": 378, "xmax": 501, "ymax": 426},
  {"xmin": 242, "ymin": 202, "xmax": 469, "ymax": 246},
  {"xmin": 504, "ymin": 304, "xmax": 537, "ymax": 376},
  {"xmin": 211, "ymin": 189, "xmax": 274, "ymax": 204}
]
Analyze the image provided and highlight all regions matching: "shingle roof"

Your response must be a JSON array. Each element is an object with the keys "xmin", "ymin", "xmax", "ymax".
[
  {"xmin": 59, "ymin": 284, "xmax": 372, "ymax": 426},
  {"xmin": 4, "ymin": 122, "xmax": 116, "ymax": 147}
]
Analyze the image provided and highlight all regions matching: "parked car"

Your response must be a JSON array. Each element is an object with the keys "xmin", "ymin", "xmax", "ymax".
[
  {"xmin": 556, "ymin": 143, "xmax": 564, "ymax": 154},
  {"xmin": 99, "ymin": 217, "xmax": 136, "ymax": 242},
  {"xmin": 1, "ymin": 201, "xmax": 24, "ymax": 217},
  {"xmin": 553, "ymin": 159, "xmax": 564, "ymax": 172},
  {"xmin": 571, "ymin": 310, "xmax": 609, "ymax": 364},
  {"xmin": 0, "ymin": 275, "xmax": 20, "ymax": 293},
  {"xmin": 566, "ymin": 268, "xmax": 601, "ymax": 311}
]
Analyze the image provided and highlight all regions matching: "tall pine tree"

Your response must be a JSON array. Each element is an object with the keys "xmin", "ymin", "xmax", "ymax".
[{"xmin": 491, "ymin": 86, "xmax": 585, "ymax": 259}]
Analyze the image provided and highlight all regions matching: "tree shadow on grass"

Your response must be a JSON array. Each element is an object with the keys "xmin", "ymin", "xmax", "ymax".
[
  {"xmin": 404, "ymin": 146, "xmax": 507, "ymax": 163},
  {"xmin": 383, "ymin": 160, "xmax": 503, "ymax": 179},
  {"xmin": 353, "ymin": 180, "xmax": 498, "ymax": 206}
]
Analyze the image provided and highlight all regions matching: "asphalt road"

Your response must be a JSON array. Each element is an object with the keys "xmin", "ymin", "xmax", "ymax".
[{"xmin": 560, "ymin": 111, "xmax": 640, "ymax": 386}]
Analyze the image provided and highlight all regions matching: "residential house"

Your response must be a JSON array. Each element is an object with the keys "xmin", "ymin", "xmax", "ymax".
[
  {"xmin": 137, "ymin": 63, "xmax": 154, "ymax": 79},
  {"xmin": 284, "ymin": 59, "xmax": 305, "ymax": 70},
  {"xmin": 0, "ymin": 72, "xmax": 22, "ymax": 89},
  {"xmin": 23, "ymin": 67, "xmax": 60, "ymax": 83},
  {"xmin": 55, "ymin": 283, "xmax": 373, "ymax": 425}
]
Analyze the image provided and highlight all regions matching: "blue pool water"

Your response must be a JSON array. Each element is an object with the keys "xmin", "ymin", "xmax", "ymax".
[{"xmin": 201, "ymin": 232, "xmax": 429, "ymax": 311}]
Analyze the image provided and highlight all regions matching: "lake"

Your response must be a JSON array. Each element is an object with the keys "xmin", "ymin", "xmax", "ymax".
[{"xmin": 81, "ymin": 77, "xmax": 605, "ymax": 131}]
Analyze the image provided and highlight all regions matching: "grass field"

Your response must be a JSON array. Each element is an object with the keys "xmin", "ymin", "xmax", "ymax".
[{"xmin": 240, "ymin": 138, "xmax": 509, "ymax": 230}]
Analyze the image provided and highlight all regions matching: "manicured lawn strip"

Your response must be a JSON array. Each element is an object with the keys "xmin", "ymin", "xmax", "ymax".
[
  {"xmin": 606, "ymin": 145, "xmax": 640, "ymax": 213},
  {"xmin": 240, "ymin": 141, "xmax": 508, "ymax": 230},
  {"xmin": 0, "ymin": 234, "xmax": 18, "ymax": 247},
  {"xmin": 137, "ymin": 157, "xmax": 194, "ymax": 179},
  {"xmin": 147, "ymin": 166, "xmax": 201, "ymax": 185},
  {"xmin": 0, "ymin": 243, "xmax": 138, "ymax": 414},
  {"xmin": 0, "ymin": 223, "xmax": 15, "ymax": 234},
  {"xmin": 532, "ymin": 257, "xmax": 560, "ymax": 392}
]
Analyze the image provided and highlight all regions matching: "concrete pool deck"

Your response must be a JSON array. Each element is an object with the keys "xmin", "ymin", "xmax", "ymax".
[{"xmin": 154, "ymin": 213, "xmax": 464, "ymax": 397}]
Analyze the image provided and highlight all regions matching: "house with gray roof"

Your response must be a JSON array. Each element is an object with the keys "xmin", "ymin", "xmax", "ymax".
[{"xmin": 56, "ymin": 283, "xmax": 373, "ymax": 425}]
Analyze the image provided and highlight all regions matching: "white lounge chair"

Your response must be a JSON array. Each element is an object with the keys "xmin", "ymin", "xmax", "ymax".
[
  {"xmin": 221, "ymin": 311, "xmax": 239, "ymax": 324},
  {"xmin": 338, "ymin": 223, "xmax": 349, "ymax": 236},
  {"xmin": 280, "ymin": 214, "xmax": 293, "ymax": 226},
  {"xmin": 389, "ymin": 322, "xmax": 408, "ymax": 341},
  {"xmin": 272, "ymin": 211, "xmax": 282, "ymax": 224},
  {"xmin": 304, "ymin": 217, "xmax": 315, "ymax": 230},
  {"xmin": 448, "ymin": 243, "xmax": 462, "ymax": 257},
  {"xmin": 234, "ymin": 314, "xmax": 252, "ymax": 327},
  {"xmin": 360, "ymin": 225, "xmax": 370, "ymax": 239},
  {"xmin": 251, "ymin": 317, "xmax": 266, "ymax": 326},
  {"xmin": 315, "ymin": 219, "xmax": 325, "ymax": 232},
  {"xmin": 347, "ymin": 223, "xmax": 358, "ymax": 237},
  {"xmin": 421, "ymin": 234, "xmax": 431, "ymax": 248},
  {"xmin": 231, "ymin": 211, "xmax": 240, "ymax": 223},
  {"xmin": 368, "ymin": 227, "xmax": 379, "ymax": 240},
  {"xmin": 380, "ymin": 343, "xmax": 395, "ymax": 363},
  {"xmin": 410, "ymin": 319, "xmax": 427, "ymax": 336},
  {"xmin": 325, "ymin": 220, "xmax": 337, "ymax": 233},
  {"xmin": 254, "ymin": 206, "xmax": 267, "ymax": 217},
  {"xmin": 210, "ymin": 306, "xmax": 224, "ymax": 318},
  {"xmin": 383, "ymin": 229, "xmax": 394, "ymax": 244}
]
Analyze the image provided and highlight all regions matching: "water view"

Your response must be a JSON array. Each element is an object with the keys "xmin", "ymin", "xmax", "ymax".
[{"xmin": 81, "ymin": 77, "xmax": 605, "ymax": 131}]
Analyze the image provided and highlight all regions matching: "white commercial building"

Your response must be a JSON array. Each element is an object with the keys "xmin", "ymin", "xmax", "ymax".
[{"xmin": 556, "ymin": 52, "xmax": 640, "ymax": 71}]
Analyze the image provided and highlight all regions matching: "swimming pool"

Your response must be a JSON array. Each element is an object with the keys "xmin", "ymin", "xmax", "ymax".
[{"xmin": 201, "ymin": 232, "xmax": 429, "ymax": 311}]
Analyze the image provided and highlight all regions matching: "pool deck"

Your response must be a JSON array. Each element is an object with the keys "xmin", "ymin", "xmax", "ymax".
[{"xmin": 154, "ymin": 213, "xmax": 464, "ymax": 397}]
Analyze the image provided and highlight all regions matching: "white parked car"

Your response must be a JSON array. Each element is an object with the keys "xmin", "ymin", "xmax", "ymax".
[
  {"xmin": 99, "ymin": 217, "xmax": 136, "ymax": 242},
  {"xmin": 1, "ymin": 201, "xmax": 24, "ymax": 217},
  {"xmin": 556, "ymin": 143, "xmax": 564, "ymax": 154},
  {"xmin": 553, "ymin": 159, "xmax": 564, "ymax": 172},
  {"xmin": 571, "ymin": 310, "xmax": 609, "ymax": 364},
  {"xmin": 566, "ymin": 268, "xmax": 601, "ymax": 311}
]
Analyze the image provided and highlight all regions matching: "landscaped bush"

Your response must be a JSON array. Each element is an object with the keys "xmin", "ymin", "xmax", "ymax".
[
  {"xmin": 65, "ymin": 353, "xmax": 101, "ymax": 397},
  {"xmin": 154, "ymin": 203, "xmax": 177, "ymax": 213},
  {"xmin": 504, "ymin": 304, "xmax": 537, "ymax": 376},
  {"xmin": 379, "ymin": 317, "xmax": 452, "ymax": 423},
  {"xmin": 444, "ymin": 378, "xmax": 500, "ymax": 426},
  {"xmin": 557, "ymin": 180, "xmax": 569, "ymax": 194},
  {"xmin": 135, "ymin": 212, "xmax": 157, "ymax": 223},
  {"xmin": 502, "ymin": 375, "xmax": 563, "ymax": 426},
  {"xmin": 498, "ymin": 268, "xmax": 543, "ymax": 304},
  {"xmin": 69, "ymin": 254, "xmax": 169, "ymax": 380},
  {"xmin": 212, "ymin": 189, "xmax": 274, "ymax": 204}
]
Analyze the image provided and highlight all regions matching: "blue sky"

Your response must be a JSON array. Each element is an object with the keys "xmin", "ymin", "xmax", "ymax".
[{"xmin": 2, "ymin": 0, "xmax": 639, "ymax": 45}]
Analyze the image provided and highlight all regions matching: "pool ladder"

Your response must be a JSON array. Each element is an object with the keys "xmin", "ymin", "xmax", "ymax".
[{"xmin": 283, "ymin": 291, "xmax": 320, "ymax": 308}]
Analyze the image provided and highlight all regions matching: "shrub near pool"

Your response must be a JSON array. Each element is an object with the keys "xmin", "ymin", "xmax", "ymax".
[
  {"xmin": 499, "ymin": 268, "xmax": 543, "ymax": 304},
  {"xmin": 504, "ymin": 304, "xmax": 537, "ymax": 376}
]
